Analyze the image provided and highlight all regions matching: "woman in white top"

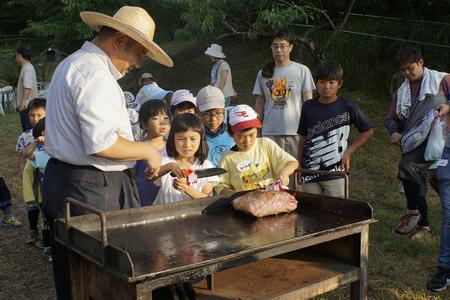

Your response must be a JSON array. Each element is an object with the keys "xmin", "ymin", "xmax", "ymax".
[{"xmin": 205, "ymin": 44, "xmax": 236, "ymax": 107}]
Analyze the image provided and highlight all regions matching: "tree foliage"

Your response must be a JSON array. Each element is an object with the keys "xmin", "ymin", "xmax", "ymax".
[{"xmin": 164, "ymin": 0, "xmax": 358, "ymax": 61}]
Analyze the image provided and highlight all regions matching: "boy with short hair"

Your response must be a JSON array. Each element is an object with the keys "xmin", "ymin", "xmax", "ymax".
[
  {"xmin": 15, "ymin": 98, "xmax": 46, "ymax": 244},
  {"xmin": 16, "ymin": 98, "xmax": 46, "ymax": 172},
  {"xmin": 196, "ymin": 85, "xmax": 235, "ymax": 167},
  {"xmin": 297, "ymin": 61, "xmax": 373, "ymax": 197},
  {"xmin": 215, "ymin": 104, "xmax": 298, "ymax": 195},
  {"xmin": 170, "ymin": 89, "xmax": 197, "ymax": 116}
]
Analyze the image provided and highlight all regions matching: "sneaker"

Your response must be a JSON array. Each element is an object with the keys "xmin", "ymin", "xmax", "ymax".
[
  {"xmin": 0, "ymin": 215, "xmax": 22, "ymax": 227},
  {"xmin": 409, "ymin": 226, "xmax": 432, "ymax": 240},
  {"xmin": 42, "ymin": 247, "xmax": 52, "ymax": 263},
  {"xmin": 34, "ymin": 240, "xmax": 46, "ymax": 249},
  {"xmin": 25, "ymin": 230, "xmax": 40, "ymax": 245},
  {"xmin": 393, "ymin": 213, "xmax": 420, "ymax": 234},
  {"xmin": 427, "ymin": 268, "xmax": 450, "ymax": 292}
]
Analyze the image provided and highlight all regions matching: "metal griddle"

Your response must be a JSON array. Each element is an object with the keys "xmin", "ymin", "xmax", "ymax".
[{"xmin": 54, "ymin": 190, "xmax": 373, "ymax": 288}]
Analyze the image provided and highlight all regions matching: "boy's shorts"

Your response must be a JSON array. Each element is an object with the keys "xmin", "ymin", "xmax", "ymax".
[{"xmin": 300, "ymin": 178, "xmax": 345, "ymax": 198}]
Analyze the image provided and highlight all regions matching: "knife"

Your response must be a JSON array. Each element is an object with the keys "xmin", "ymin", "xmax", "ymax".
[{"xmin": 170, "ymin": 167, "xmax": 227, "ymax": 178}]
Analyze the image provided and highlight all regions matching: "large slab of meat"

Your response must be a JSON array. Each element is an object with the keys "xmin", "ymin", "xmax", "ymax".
[{"xmin": 232, "ymin": 190, "xmax": 298, "ymax": 218}]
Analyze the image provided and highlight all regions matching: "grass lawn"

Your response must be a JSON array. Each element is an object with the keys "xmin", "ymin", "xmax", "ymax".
[{"xmin": 0, "ymin": 39, "xmax": 449, "ymax": 299}]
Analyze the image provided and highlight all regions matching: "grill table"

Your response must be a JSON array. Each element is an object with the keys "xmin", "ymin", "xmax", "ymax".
[{"xmin": 54, "ymin": 191, "xmax": 374, "ymax": 299}]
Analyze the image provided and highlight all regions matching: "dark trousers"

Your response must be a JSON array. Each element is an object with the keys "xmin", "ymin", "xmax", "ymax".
[
  {"xmin": 42, "ymin": 158, "xmax": 140, "ymax": 300},
  {"xmin": 0, "ymin": 177, "xmax": 12, "ymax": 209},
  {"xmin": 19, "ymin": 107, "xmax": 32, "ymax": 132},
  {"xmin": 399, "ymin": 142, "xmax": 438, "ymax": 227}
]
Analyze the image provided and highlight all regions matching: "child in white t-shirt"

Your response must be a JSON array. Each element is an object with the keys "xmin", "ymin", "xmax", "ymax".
[{"xmin": 153, "ymin": 113, "xmax": 218, "ymax": 204}]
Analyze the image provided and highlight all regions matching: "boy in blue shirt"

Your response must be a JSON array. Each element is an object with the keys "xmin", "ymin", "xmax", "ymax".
[
  {"xmin": 196, "ymin": 85, "xmax": 235, "ymax": 167},
  {"xmin": 297, "ymin": 61, "xmax": 374, "ymax": 197}
]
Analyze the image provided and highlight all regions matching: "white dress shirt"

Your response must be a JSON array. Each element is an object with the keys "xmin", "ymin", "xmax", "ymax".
[{"xmin": 45, "ymin": 41, "xmax": 134, "ymax": 171}]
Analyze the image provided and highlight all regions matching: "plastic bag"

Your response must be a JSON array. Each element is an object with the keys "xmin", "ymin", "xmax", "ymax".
[{"xmin": 424, "ymin": 115, "xmax": 445, "ymax": 161}]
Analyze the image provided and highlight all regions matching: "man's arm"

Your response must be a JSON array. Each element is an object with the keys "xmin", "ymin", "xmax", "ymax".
[
  {"xmin": 255, "ymin": 95, "xmax": 265, "ymax": 121},
  {"xmin": 95, "ymin": 136, "xmax": 161, "ymax": 177},
  {"xmin": 302, "ymin": 91, "xmax": 313, "ymax": 101},
  {"xmin": 296, "ymin": 135, "xmax": 306, "ymax": 183},
  {"xmin": 341, "ymin": 129, "xmax": 374, "ymax": 171},
  {"xmin": 18, "ymin": 88, "xmax": 31, "ymax": 111},
  {"xmin": 386, "ymin": 93, "xmax": 402, "ymax": 144}
]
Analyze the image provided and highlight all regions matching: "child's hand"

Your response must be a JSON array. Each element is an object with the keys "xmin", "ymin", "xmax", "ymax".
[
  {"xmin": 173, "ymin": 177, "xmax": 189, "ymax": 193},
  {"xmin": 170, "ymin": 163, "xmax": 186, "ymax": 178},
  {"xmin": 341, "ymin": 152, "xmax": 351, "ymax": 172},
  {"xmin": 36, "ymin": 136, "xmax": 45, "ymax": 144},
  {"xmin": 278, "ymin": 174, "xmax": 290, "ymax": 186}
]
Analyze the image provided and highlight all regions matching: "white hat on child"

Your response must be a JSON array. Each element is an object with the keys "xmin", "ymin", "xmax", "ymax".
[{"xmin": 171, "ymin": 89, "xmax": 197, "ymax": 107}]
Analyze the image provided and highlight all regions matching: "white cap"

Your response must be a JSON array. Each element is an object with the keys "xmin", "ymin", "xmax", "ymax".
[
  {"xmin": 196, "ymin": 85, "xmax": 225, "ymax": 112},
  {"xmin": 228, "ymin": 104, "xmax": 262, "ymax": 132},
  {"xmin": 171, "ymin": 89, "xmax": 197, "ymax": 107},
  {"xmin": 136, "ymin": 82, "xmax": 172, "ymax": 106}
]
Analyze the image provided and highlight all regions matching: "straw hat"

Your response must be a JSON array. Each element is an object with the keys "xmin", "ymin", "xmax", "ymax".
[
  {"xmin": 205, "ymin": 44, "xmax": 226, "ymax": 59},
  {"xmin": 80, "ymin": 6, "xmax": 173, "ymax": 67}
]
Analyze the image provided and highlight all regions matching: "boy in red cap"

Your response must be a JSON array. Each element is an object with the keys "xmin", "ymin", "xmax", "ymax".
[{"xmin": 216, "ymin": 104, "xmax": 298, "ymax": 195}]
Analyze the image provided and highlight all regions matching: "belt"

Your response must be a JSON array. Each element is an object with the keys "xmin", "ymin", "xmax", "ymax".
[{"xmin": 49, "ymin": 158, "xmax": 134, "ymax": 176}]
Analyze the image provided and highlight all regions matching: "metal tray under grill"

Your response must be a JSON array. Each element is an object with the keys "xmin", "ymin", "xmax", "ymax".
[{"xmin": 54, "ymin": 190, "xmax": 373, "ymax": 284}]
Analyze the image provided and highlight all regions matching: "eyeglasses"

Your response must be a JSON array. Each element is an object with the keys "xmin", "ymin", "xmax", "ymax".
[
  {"xmin": 201, "ymin": 111, "xmax": 224, "ymax": 119},
  {"xmin": 271, "ymin": 44, "xmax": 290, "ymax": 50}
]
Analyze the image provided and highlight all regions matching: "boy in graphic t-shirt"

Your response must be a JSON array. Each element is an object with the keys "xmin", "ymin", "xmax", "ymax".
[{"xmin": 297, "ymin": 61, "xmax": 374, "ymax": 197}]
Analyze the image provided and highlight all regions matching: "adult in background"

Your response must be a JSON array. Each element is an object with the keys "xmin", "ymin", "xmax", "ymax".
[
  {"xmin": 205, "ymin": 43, "xmax": 236, "ymax": 107},
  {"xmin": 16, "ymin": 47, "xmax": 38, "ymax": 132},
  {"xmin": 139, "ymin": 72, "xmax": 155, "ymax": 87},
  {"xmin": 42, "ymin": 6, "xmax": 173, "ymax": 299},
  {"xmin": 253, "ymin": 29, "xmax": 315, "ymax": 159},
  {"xmin": 386, "ymin": 46, "xmax": 449, "ymax": 240}
]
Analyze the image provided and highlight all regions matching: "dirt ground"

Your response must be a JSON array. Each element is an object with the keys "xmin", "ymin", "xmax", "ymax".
[{"xmin": 0, "ymin": 205, "xmax": 55, "ymax": 299}]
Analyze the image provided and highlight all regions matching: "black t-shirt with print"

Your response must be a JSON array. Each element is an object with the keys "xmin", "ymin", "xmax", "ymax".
[{"xmin": 297, "ymin": 97, "xmax": 372, "ymax": 183}]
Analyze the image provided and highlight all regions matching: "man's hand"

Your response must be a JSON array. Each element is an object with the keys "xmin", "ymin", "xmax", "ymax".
[
  {"xmin": 144, "ymin": 151, "xmax": 161, "ymax": 180},
  {"xmin": 390, "ymin": 132, "xmax": 402, "ymax": 145},
  {"xmin": 437, "ymin": 104, "xmax": 450, "ymax": 117}
]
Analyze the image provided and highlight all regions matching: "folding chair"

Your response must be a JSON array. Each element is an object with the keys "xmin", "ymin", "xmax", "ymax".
[{"xmin": 123, "ymin": 91, "xmax": 136, "ymax": 109}]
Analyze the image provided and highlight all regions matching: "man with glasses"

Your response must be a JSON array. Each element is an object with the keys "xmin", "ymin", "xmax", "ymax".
[
  {"xmin": 197, "ymin": 85, "xmax": 235, "ymax": 167},
  {"xmin": 253, "ymin": 29, "xmax": 315, "ymax": 160}
]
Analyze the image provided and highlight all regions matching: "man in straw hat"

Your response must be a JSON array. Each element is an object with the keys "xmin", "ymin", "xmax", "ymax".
[{"xmin": 42, "ymin": 6, "xmax": 172, "ymax": 299}]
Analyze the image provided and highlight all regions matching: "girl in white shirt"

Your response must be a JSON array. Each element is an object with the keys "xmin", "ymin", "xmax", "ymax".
[{"xmin": 153, "ymin": 113, "xmax": 218, "ymax": 204}]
